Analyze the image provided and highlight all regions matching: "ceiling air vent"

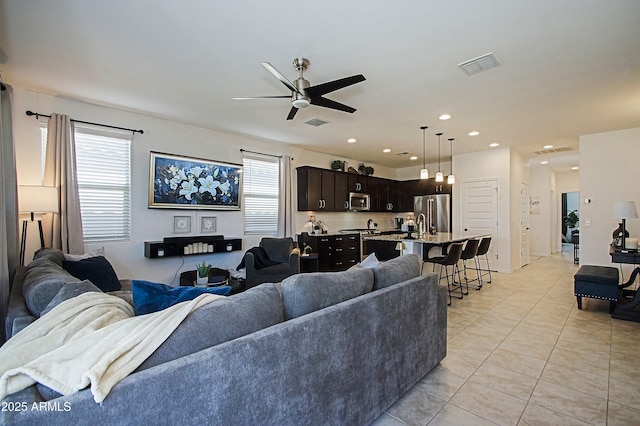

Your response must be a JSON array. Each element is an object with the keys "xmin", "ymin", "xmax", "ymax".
[
  {"xmin": 534, "ymin": 146, "xmax": 573, "ymax": 155},
  {"xmin": 305, "ymin": 118, "xmax": 328, "ymax": 127},
  {"xmin": 458, "ymin": 52, "xmax": 501, "ymax": 76}
]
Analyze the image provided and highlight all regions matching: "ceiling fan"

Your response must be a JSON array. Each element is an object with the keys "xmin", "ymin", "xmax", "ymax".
[{"xmin": 233, "ymin": 57, "xmax": 365, "ymax": 120}]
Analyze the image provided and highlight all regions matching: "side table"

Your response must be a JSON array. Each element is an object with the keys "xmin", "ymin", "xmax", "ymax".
[{"xmin": 300, "ymin": 253, "xmax": 319, "ymax": 273}]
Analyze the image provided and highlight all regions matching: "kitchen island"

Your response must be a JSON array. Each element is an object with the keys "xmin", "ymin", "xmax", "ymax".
[{"xmin": 363, "ymin": 232, "xmax": 490, "ymax": 262}]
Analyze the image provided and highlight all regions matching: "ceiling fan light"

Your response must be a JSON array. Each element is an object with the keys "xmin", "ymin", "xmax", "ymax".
[
  {"xmin": 420, "ymin": 168, "xmax": 429, "ymax": 179},
  {"xmin": 292, "ymin": 99, "xmax": 310, "ymax": 108},
  {"xmin": 447, "ymin": 174, "xmax": 455, "ymax": 184},
  {"xmin": 435, "ymin": 172, "xmax": 444, "ymax": 182}
]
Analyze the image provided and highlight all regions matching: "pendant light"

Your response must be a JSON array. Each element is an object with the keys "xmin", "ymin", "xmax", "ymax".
[
  {"xmin": 447, "ymin": 137, "xmax": 455, "ymax": 184},
  {"xmin": 420, "ymin": 126, "xmax": 429, "ymax": 179},
  {"xmin": 435, "ymin": 132, "xmax": 444, "ymax": 182}
]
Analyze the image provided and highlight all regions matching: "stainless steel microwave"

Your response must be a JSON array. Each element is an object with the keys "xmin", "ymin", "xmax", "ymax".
[{"xmin": 349, "ymin": 192, "xmax": 370, "ymax": 211}]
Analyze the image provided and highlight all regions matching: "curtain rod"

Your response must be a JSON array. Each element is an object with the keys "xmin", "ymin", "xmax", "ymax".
[
  {"xmin": 25, "ymin": 110, "xmax": 144, "ymax": 134},
  {"xmin": 240, "ymin": 148, "xmax": 283, "ymax": 159}
]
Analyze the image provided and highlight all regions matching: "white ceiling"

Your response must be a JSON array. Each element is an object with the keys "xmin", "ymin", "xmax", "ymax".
[{"xmin": 1, "ymin": 1, "xmax": 639, "ymax": 171}]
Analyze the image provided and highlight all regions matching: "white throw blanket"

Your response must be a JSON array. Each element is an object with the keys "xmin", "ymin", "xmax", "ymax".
[{"xmin": 0, "ymin": 291, "xmax": 224, "ymax": 403}]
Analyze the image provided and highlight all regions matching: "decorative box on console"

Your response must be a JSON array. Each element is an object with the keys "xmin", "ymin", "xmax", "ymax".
[{"xmin": 144, "ymin": 235, "xmax": 242, "ymax": 258}]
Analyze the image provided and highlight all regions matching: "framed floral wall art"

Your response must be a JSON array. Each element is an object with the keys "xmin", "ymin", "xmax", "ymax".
[{"xmin": 149, "ymin": 151, "xmax": 242, "ymax": 210}]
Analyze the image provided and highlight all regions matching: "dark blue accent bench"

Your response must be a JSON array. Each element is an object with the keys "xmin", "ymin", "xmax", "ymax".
[{"xmin": 574, "ymin": 265, "xmax": 619, "ymax": 312}]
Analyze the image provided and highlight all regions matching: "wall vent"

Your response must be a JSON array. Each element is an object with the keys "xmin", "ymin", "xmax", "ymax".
[
  {"xmin": 305, "ymin": 118, "xmax": 328, "ymax": 127},
  {"xmin": 458, "ymin": 52, "xmax": 501, "ymax": 76},
  {"xmin": 534, "ymin": 146, "xmax": 573, "ymax": 155}
]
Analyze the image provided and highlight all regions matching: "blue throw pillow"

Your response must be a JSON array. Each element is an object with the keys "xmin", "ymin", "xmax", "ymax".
[
  {"xmin": 132, "ymin": 280, "xmax": 231, "ymax": 315},
  {"xmin": 62, "ymin": 255, "xmax": 121, "ymax": 292}
]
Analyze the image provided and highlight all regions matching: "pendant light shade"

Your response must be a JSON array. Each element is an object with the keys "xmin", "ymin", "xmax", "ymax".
[
  {"xmin": 447, "ymin": 137, "xmax": 455, "ymax": 184},
  {"xmin": 420, "ymin": 126, "xmax": 429, "ymax": 179},
  {"xmin": 435, "ymin": 133, "xmax": 444, "ymax": 182}
]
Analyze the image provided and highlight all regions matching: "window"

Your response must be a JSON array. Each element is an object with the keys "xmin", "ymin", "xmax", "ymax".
[
  {"xmin": 41, "ymin": 126, "xmax": 132, "ymax": 242},
  {"xmin": 243, "ymin": 155, "xmax": 280, "ymax": 235}
]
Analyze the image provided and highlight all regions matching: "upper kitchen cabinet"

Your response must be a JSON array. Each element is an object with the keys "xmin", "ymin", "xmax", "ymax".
[
  {"xmin": 297, "ymin": 166, "xmax": 335, "ymax": 211},
  {"xmin": 333, "ymin": 172, "xmax": 350, "ymax": 211},
  {"xmin": 347, "ymin": 174, "xmax": 367, "ymax": 193},
  {"xmin": 377, "ymin": 178, "xmax": 399, "ymax": 212}
]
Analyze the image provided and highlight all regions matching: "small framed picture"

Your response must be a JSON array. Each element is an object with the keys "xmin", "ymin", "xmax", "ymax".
[
  {"xmin": 200, "ymin": 216, "xmax": 217, "ymax": 233},
  {"xmin": 173, "ymin": 216, "xmax": 192, "ymax": 233}
]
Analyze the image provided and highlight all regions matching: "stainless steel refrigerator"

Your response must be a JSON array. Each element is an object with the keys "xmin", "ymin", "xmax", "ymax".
[{"xmin": 414, "ymin": 194, "xmax": 451, "ymax": 235}]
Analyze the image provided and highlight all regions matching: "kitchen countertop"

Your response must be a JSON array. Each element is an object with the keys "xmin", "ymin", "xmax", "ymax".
[{"xmin": 363, "ymin": 232, "xmax": 490, "ymax": 244}]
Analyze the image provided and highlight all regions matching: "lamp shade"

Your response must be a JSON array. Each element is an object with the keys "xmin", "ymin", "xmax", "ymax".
[
  {"xmin": 613, "ymin": 201, "xmax": 638, "ymax": 219},
  {"xmin": 18, "ymin": 185, "xmax": 59, "ymax": 213}
]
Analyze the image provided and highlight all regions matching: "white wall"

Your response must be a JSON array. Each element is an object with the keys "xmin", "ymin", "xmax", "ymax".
[
  {"xmin": 452, "ymin": 147, "xmax": 514, "ymax": 272},
  {"xmin": 580, "ymin": 127, "xmax": 640, "ymax": 276},
  {"xmin": 509, "ymin": 149, "xmax": 528, "ymax": 268},
  {"xmin": 12, "ymin": 89, "xmax": 396, "ymax": 284},
  {"xmin": 529, "ymin": 166, "xmax": 553, "ymax": 256}
]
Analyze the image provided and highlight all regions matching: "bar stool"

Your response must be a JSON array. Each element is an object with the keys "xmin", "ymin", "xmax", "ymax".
[
  {"xmin": 460, "ymin": 239, "xmax": 481, "ymax": 291},
  {"xmin": 430, "ymin": 243, "xmax": 464, "ymax": 306},
  {"xmin": 476, "ymin": 237, "xmax": 493, "ymax": 285}
]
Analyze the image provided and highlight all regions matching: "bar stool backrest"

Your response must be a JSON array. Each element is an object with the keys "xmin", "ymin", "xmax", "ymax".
[
  {"xmin": 477, "ymin": 237, "xmax": 491, "ymax": 256},
  {"xmin": 460, "ymin": 239, "xmax": 480, "ymax": 261},
  {"xmin": 440, "ymin": 243, "xmax": 463, "ymax": 266}
]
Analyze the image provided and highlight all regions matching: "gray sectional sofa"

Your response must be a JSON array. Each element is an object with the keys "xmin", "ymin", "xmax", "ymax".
[{"xmin": 2, "ymin": 251, "xmax": 447, "ymax": 425}]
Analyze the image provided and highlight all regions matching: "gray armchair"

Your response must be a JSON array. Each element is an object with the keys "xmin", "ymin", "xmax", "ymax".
[{"xmin": 245, "ymin": 237, "xmax": 300, "ymax": 288}]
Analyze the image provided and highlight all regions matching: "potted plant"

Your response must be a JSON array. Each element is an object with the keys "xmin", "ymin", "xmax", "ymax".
[
  {"xmin": 195, "ymin": 260, "xmax": 212, "ymax": 286},
  {"xmin": 303, "ymin": 245, "xmax": 313, "ymax": 256},
  {"xmin": 331, "ymin": 160, "xmax": 344, "ymax": 171},
  {"xmin": 563, "ymin": 210, "xmax": 579, "ymax": 242}
]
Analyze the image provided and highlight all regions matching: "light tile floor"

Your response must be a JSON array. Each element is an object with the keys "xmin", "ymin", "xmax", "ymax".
[{"xmin": 371, "ymin": 252, "xmax": 640, "ymax": 426}]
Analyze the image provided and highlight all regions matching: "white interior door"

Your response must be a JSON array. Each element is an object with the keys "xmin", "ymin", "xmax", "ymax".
[
  {"xmin": 462, "ymin": 179, "xmax": 498, "ymax": 270},
  {"xmin": 521, "ymin": 182, "xmax": 530, "ymax": 266}
]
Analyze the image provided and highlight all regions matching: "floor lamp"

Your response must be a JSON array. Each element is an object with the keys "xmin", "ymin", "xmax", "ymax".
[{"xmin": 18, "ymin": 185, "xmax": 59, "ymax": 265}]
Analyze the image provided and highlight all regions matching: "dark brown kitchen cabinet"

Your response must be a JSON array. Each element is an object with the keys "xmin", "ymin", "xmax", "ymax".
[
  {"xmin": 298, "ymin": 233, "xmax": 360, "ymax": 271},
  {"xmin": 367, "ymin": 177, "xmax": 379, "ymax": 211},
  {"xmin": 378, "ymin": 179, "xmax": 399, "ymax": 212},
  {"xmin": 348, "ymin": 174, "xmax": 367, "ymax": 193},
  {"xmin": 297, "ymin": 167, "xmax": 335, "ymax": 211},
  {"xmin": 333, "ymin": 172, "xmax": 350, "ymax": 211}
]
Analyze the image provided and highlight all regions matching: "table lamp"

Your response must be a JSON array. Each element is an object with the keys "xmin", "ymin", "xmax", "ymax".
[
  {"xmin": 18, "ymin": 185, "xmax": 59, "ymax": 265},
  {"xmin": 613, "ymin": 201, "xmax": 638, "ymax": 250}
]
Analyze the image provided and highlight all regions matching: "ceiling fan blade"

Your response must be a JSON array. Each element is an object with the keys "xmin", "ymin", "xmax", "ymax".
[
  {"xmin": 261, "ymin": 62, "xmax": 303, "ymax": 95},
  {"xmin": 306, "ymin": 74, "xmax": 366, "ymax": 97},
  {"xmin": 286, "ymin": 106, "xmax": 299, "ymax": 120},
  {"xmin": 232, "ymin": 96, "xmax": 291, "ymax": 100},
  {"xmin": 310, "ymin": 96, "xmax": 356, "ymax": 113}
]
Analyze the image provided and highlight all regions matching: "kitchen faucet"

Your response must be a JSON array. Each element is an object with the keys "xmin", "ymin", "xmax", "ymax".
[{"xmin": 417, "ymin": 213, "xmax": 426, "ymax": 237}]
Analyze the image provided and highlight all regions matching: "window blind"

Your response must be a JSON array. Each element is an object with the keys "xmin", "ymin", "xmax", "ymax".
[
  {"xmin": 41, "ymin": 126, "xmax": 132, "ymax": 242},
  {"xmin": 243, "ymin": 155, "xmax": 280, "ymax": 235}
]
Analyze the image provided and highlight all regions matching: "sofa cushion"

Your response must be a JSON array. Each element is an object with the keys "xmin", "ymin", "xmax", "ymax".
[
  {"xmin": 62, "ymin": 256, "xmax": 121, "ymax": 292},
  {"xmin": 63, "ymin": 247, "xmax": 105, "ymax": 261},
  {"xmin": 32, "ymin": 247, "xmax": 66, "ymax": 267},
  {"xmin": 40, "ymin": 280, "xmax": 102, "ymax": 316},
  {"xmin": 371, "ymin": 254, "xmax": 421, "ymax": 290},
  {"xmin": 137, "ymin": 282, "xmax": 284, "ymax": 371},
  {"xmin": 131, "ymin": 280, "xmax": 232, "ymax": 315},
  {"xmin": 22, "ymin": 257, "xmax": 81, "ymax": 317},
  {"xmin": 281, "ymin": 267, "xmax": 374, "ymax": 320}
]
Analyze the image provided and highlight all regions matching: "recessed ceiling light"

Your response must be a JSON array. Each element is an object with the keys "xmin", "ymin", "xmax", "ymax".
[
  {"xmin": 469, "ymin": 131, "xmax": 479, "ymax": 136},
  {"xmin": 409, "ymin": 156, "xmax": 418, "ymax": 160},
  {"xmin": 489, "ymin": 143, "xmax": 499, "ymax": 147},
  {"xmin": 347, "ymin": 138, "xmax": 357, "ymax": 143},
  {"xmin": 540, "ymin": 161, "xmax": 549, "ymax": 165},
  {"xmin": 571, "ymin": 166, "xmax": 579, "ymax": 170},
  {"xmin": 382, "ymin": 148, "xmax": 391, "ymax": 153},
  {"xmin": 439, "ymin": 114, "xmax": 451, "ymax": 120},
  {"xmin": 543, "ymin": 144, "xmax": 554, "ymax": 149}
]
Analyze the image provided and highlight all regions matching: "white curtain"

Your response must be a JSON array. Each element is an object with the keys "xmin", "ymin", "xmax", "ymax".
[
  {"xmin": 0, "ymin": 83, "xmax": 18, "ymax": 344},
  {"xmin": 279, "ymin": 155, "xmax": 295, "ymax": 238},
  {"xmin": 43, "ymin": 113, "xmax": 84, "ymax": 254}
]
